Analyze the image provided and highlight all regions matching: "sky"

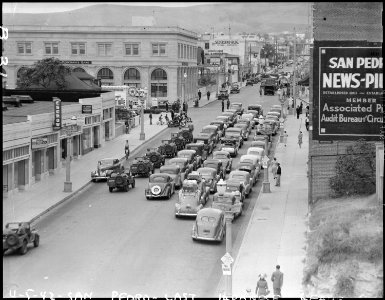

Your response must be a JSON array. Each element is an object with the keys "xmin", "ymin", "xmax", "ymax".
[{"xmin": 2, "ymin": 2, "xmax": 215, "ymax": 14}]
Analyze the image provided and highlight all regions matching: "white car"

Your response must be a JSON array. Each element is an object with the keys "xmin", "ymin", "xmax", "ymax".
[{"xmin": 247, "ymin": 147, "xmax": 265, "ymax": 168}]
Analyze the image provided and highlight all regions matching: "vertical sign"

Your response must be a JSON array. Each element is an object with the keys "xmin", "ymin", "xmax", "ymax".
[
  {"xmin": 313, "ymin": 41, "xmax": 383, "ymax": 141},
  {"xmin": 53, "ymin": 97, "xmax": 62, "ymax": 130}
]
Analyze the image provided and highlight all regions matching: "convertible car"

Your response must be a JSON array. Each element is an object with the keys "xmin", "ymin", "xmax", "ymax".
[
  {"xmin": 145, "ymin": 173, "xmax": 175, "ymax": 200},
  {"xmin": 192, "ymin": 208, "xmax": 226, "ymax": 242}
]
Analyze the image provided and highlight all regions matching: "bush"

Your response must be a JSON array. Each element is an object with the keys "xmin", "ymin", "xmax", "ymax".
[{"xmin": 329, "ymin": 139, "xmax": 376, "ymax": 197}]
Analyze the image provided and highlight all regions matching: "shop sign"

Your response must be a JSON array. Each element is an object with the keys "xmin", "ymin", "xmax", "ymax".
[
  {"xmin": 61, "ymin": 60, "xmax": 92, "ymax": 64},
  {"xmin": 60, "ymin": 125, "xmax": 80, "ymax": 137},
  {"xmin": 82, "ymin": 105, "xmax": 93, "ymax": 114},
  {"xmin": 53, "ymin": 97, "xmax": 62, "ymax": 130},
  {"xmin": 31, "ymin": 137, "xmax": 48, "ymax": 150},
  {"xmin": 213, "ymin": 40, "xmax": 239, "ymax": 46},
  {"xmin": 313, "ymin": 41, "xmax": 383, "ymax": 141}
]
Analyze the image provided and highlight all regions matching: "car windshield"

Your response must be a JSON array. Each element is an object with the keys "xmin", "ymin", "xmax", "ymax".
[
  {"xmin": 202, "ymin": 128, "xmax": 214, "ymax": 133},
  {"xmin": 231, "ymin": 104, "xmax": 241, "ymax": 109},
  {"xmin": 194, "ymin": 140, "xmax": 206, "ymax": 145},
  {"xmin": 200, "ymin": 216, "xmax": 217, "ymax": 223},
  {"xmin": 200, "ymin": 172, "xmax": 214, "ymax": 179},
  {"xmin": 225, "ymin": 133, "xmax": 239, "ymax": 138},
  {"xmin": 99, "ymin": 159, "xmax": 115, "ymax": 166},
  {"xmin": 214, "ymin": 153, "xmax": 228, "ymax": 159},
  {"xmin": 226, "ymin": 184, "xmax": 239, "ymax": 192},
  {"xmin": 182, "ymin": 185, "xmax": 198, "ymax": 193},
  {"xmin": 150, "ymin": 176, "xmax": 168, "ymax": 183},
  {"xmin": 232, "ymin": 175, "xmax": 246, "ymax": 181},
  {"xmin": 178, "ymin": 154, "xmax": 192, "ymax": 159},
  {"xmin": 242, "ymin": 159, "xmax": 254, "ymax": 165},
  {"xmin": 161, "ymin": 168, "xmax": 178, "ymax": 174},
  {"xmin": 6, "ymin": 223, "xmax": 21, "ymax": 230},
  {"xmin": 249, "ymin": 151, "xmax": 262, "ymax": 156}
]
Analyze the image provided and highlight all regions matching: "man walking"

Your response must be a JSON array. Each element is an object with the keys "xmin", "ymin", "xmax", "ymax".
[
  {"xmin": 271, "ymin": 265, "xmax": 284, "ymax": 297},
  {"xmin": 165, "ymin": 101, "xmax": 169, "ymax": 112},
  {"xmin": 221, "ymin": 99, "xmax": 225, "ymax": 112},
  {"xmin": 207, "ymin": 90, "xmax": 211, "ymax": 101},
  {"xmin": 149, "ymin": 112, "xmax": 153, "ymax": 125},
  {"xmin": 227, "ymin": 98, "xmax": 230, "ymax": 110},
  {"xmin": 298, "ymin": 131, "xmax": 303, "ymax": 148},
  {"xmin": 124, "ymin": 140, "xmax": 130, "ymax": 160},
  {"xmin": 198, "ymin": 90, "xmax": 202, "ymax": 101},
  {"xmin": 296, "ymin": 106, "xmax": 300, "ymax": 119},
  {"xmin": 170, "ymin": 109, "xmax": 175, "ymax": 121},
  {"xmin": 275, "ymin": 163, "xmax": 281, "ymax": 186}
]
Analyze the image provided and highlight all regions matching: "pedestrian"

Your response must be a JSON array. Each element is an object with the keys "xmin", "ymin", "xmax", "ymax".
[
  {"xmin": 277, "ymin": 87, "xmax": 282, "ymax": 100},
  {"xmin": 305, "ymin": 116, "xmax": 309, "ymax": 131},
  {"xmin": 221, "ymin": 99, "xmax": 225, "ymax": 112},
  {"xmin": 198, "ymin": 90, "xmax": 202, "ymax": 100},
  {"xmin": 283, "ymin": 131, "xmax": 288, "ymax": 147},
  {"xmin": 165, "ymin": 101, "xmax": 169, "ymax": 112},
  {"xmin": 125, "ymin": 120, "xmax": 130, "ymax": 134},
  {"xmin": 271, "ymin": 265, "xmax": 284, "ymax": 297},
  {"xmin": 170, "ymin": 109, "xmax": 175, "ymax": 121},
  {"xmin": 298, "ymin": 131, "xmax": 303, "ymax": 148},
  {"xmin": 296, "ymin": 106, "xmax": 300, "ymax": 119},
  {"xmin": 299, "ymin": 102, "xmax": 303, "ymax": 114},
  {"xmin": 275, "ymin": 163, "xmax": 281, "ymax": 186},
  {"xmin": 149, "ymin": 112, "xmax": 153, "ymax": 125},
  {"xmin": 184, "ymin": 101, "xmax": 188, "ymax": 114},
  {"xmin": 158, "ymin": 113, "xmax": 163, "ymax": 125},
  {"xmin": 207, "ymin": 90, "xmax": 211, "ymax": 101},
  {"xmin": 255, "ymin": 274, "xmax": 270, "ymax": 297},
  {"xmin": 271, "ymin": 158, "xmax": 278, "ymax": 179},
  {"xmin": 227, "ymin": 98, "xmax": 230, "ymax": 110},
  {"xmin": 124, "ymin": 140, "xmax": 130, "ymax": 159}
]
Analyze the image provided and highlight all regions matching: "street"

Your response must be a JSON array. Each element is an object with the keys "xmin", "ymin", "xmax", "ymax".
[{"xmin": 4, "ymin": 83, "xmax": 283, "ymax": 297}]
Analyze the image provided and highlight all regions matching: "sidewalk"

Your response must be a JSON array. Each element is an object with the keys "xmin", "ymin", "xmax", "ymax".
[
  {"xmin": 216, "ymin": 113, "xmax": 309, "ymax": 297},
  {"xmin": 188, "ymin": 91, "xmax": 218, "ymax": 108},
  {"xmin": 3, "ymin": 115, "xmax": 170, "ymax": 227}
]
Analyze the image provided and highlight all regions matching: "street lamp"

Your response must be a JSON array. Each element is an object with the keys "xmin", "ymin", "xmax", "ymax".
[
  {"xmin": 63, "ymin": 115, "xmax": 78, "ymax": 193},
  {"xmin": 181, "ymin": 72, "xmax": 187, "ymax": 114},
  {"xmin": 262, "ymin": 135, "xmax": 271, "ymax": 193},
  {"xmin": 139, "ymin": 87, "xmax": 147, "ymax": 140}
]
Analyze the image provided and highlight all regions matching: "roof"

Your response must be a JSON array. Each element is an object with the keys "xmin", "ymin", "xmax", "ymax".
[
  {"xmin": 2, "ymin": 101, "xmax": 75, "ymax": 125},
  {"xmin": 230, "ymin": 170, "xmax": 249, "ymax": 175},
  {"xmin": 168, "ymin": 157, "xmax": 188, "ymax": 162},
  {"xmin": 197, "ymin": 167, "xmax": 216, "ymax": 173},
  {"xmin": 149, "ymin": 173, "xmax": 170, "ymax": 179},
  {"xmin": 197, "ymin": 207, "xmax": 223, "ymax": 217},
  {"xmin": 160, "ymin": 165, "xmax": 180, "ymax": 171}
]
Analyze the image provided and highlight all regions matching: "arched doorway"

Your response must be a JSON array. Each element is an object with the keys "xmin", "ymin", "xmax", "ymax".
[
  {"xmin": 150, "ymin": 68, "xmax": 167, "ymax": 97},
  {"xmin": 123, "ymin": 68, "xmax": 141, "ymax": 88},
  {"xmin": 97, "ymin": 67, "xmax": 114, "ymax": 86}
]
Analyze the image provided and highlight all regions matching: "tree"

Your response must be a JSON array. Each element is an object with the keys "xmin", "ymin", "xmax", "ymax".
[
  {"xmin": 16, "ymin": 57, "xmax": 72, "ymax": 90},
  {"xmin": 260, "ymin": 43, "xmax": 276, "ymax": 60}
]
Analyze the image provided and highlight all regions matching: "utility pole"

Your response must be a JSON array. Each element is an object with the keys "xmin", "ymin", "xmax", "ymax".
[{"xmin": 292, "ymin": 28, "xmax": 297, "ymax": 115}]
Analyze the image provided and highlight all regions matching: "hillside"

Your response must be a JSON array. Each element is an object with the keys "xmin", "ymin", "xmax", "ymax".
[
  {"xmin": 3, "ymin": 3, "xmax": 309, "ymax": 34},
  {"xmin": 303, "ymin": 194, "xmax": 383, "ymax": 298}
]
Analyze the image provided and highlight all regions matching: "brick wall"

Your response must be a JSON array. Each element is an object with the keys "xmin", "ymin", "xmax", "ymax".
[{"xmin": 309, "ymin": 2, "xmax": 383, "ymax": 202}]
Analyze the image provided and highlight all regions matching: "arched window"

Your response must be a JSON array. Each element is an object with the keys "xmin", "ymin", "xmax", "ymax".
[
  {"xmin": 150, "ymin": 68, "xmax": 167, "ymax": 97},
  {"xmin": 97, "ymin": 68, "xmax": 114, "ymax": 85},
  {"xmin": 73, "ymin": 67, "xmax": 85, "ymax": 73},
  {"xmin": 123, "ymin": 68, "xmax": 141, "ymax": 88}
]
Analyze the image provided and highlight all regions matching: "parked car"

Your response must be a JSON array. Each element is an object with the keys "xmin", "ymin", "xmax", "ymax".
[
  {"xmin": 177, "ymin": 149, "xmax": 201, "ymax": 171},
  {"xmin": 230, "ymin": 83, "xmax": 241, "ymax": 94},
  {"xmin": 263, "ymin": 119, "xmax": 279, "ymax": 135},
  {"xmin": 191, "ymin": 208, "xmax": 226, "ymax": 242},
  {"xmin": 229, "ymin": 102, "xmax": 244, "ymax": 115},
  {"xmin": 145, "ymin": 173, "xmax": 175, "ymax": 200},
  {"xmin": 222, "ymin": 111, "xmax": 238, "ymax": 127},
  {"xmin": 237, "ymin": 155, "xmax": 261, "ymax": 186},
  {"xmin": 91, "ymin": 158, "xmax": 123, "ymax": 182},
  {"xmin": 225, "ymin": 127, "xmax": 244, "ymax": 147},
  {"xmin": 247, "ymin": 105, "xmax": 263, "ymax": 117},
  {"xmin": 130, "ymin": 157, "xmax": 154, "ymax": 177},
  {"xmin": 217, "ymin": 89, "xmax": 229, "ymax": 100},
  {"xmin": 170, "ymin": 133, "xmax": 186, "ymax": 151},
  {"xmin": 193, "ymin": 132, "xmax": 216, "ymax": 154},
  {"xmin": 215, "ymin": 115, "xmax": 232, "ymax": 128},
  {"xmin": 203, "ymin": 159, "xmax": 225, "ymax": 179},
  {"xmin": 167, "ymin": 157, "xmax": 193, "ymax": 178},
  {"xmin": 197, "ymin": 167, "xmax": 220, "ymax": 194},
  {"xmin": 210, "ymin": 120, "xmax": 226, "ymax": 137},
  {"xmin": 212, "ymin": 192, "xmax": 242, "ymax": 218},
  {"xmin": 178, "ymin": 127, "xmax": 194, "ymax": 144},
  {"xmin": 234, "ymin": 123, "xmax": 250, "ymax": 141},
  {"xmin": 144, "ymin": 148, "xmax": 165, "ymax": 168},
  {"xmin": 245, "ymin": 79, "xmax": 254, "ymax": 86},
  {"xmin": 159, "ymin": 139, "xmax": 178, "ymax": 157},
  {"xmin": 186, "ymin": 171, "xmax": 211, "ymax": 202},
  {"xmin": 219, "ymin": 138, "xmax": 239, "ymax": 157},
  {"xmin": 3, "ymin": 222, "xmax": 40, "ymax": 255},
  {"xmin": 247, "ymin": 147, "xmax": 265, "ymax": 168},
  {"xmin": 107, "ymin": 169, "xmax": 136, "ymax": 192},
  {"xmin": 201, "ymin": 125, "xmax": 220, "ymax": 144},
  {"xmin": 240, "ymin": 113, "xmax": 256, "ymax": 129},
  {"xmin": 266, "ymin": 111, "xmax": 280, "ymax": 119},
  {"xmin": 159, "ymin": 165, "xmax": 183, "ymax": 189},
  {"xmin": 212, "ymin": 150, "xmax": 233, "ymax": 173},
  {"xmin": 175, "ymin": 179, "xmax": 209, "ymax": 217},
  {"xmin": 250, "ymin": 140, "xmax": 266, "ymax": 150},
  {"xmin": 225, "ymin": 179, "xmax": 246, "ymax": 203},
  {"xmin": 253, "ymin": 135, "xmax": 267, "ymax": 142},
  {"xmin": 228, "ymin": 170, "xmax": 252, "ymax": 197}
]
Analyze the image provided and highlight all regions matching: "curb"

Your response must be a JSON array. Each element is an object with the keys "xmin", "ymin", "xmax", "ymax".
[{"xmin": 30, "ymin": 125, "xmax": 170, "ymax": 226}]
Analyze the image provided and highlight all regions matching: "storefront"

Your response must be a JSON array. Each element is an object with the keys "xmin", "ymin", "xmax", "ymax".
[
  {"xmin": 31, "ymin": 133, "xmax": 59, "ymax": 181},
  {"xmin": 3, "ymin": 145, "xmax": 30, "ymax": 194},
  {"xmin": 59, "ymin": 124, "xmax": 82, "ymax": 163}
]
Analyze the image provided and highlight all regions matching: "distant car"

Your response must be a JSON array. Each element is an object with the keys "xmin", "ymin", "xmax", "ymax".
[
  {"xmin": 217, "ymin": 89, "xmax": 229, "ymax": 100},
  {"xmin": 225, "ymin": 127, "xmax": 244, "ymax": 147},
  {"xmin": 91, "ymin": 158, "xmax": 123, "ymax": 182},
  {"xmin": 201, "ymin": 125, "xmax": 220, "ymax": 144},
  {"xmin": 107, "ymin": 170, "xmax": 136, "ymax": 192},
  {"xmin": 212, "ymin": 150, "xmax": 233, "ymax": 173},
  {"xmin": 203, "ymin": 159, "xmax": 225, "ymax": 179},
  {"xmin": 225, "ymin": 179, "xmax": 246, "ymax": 203},
  {"xmin": 237, "ymin": 155, "xmax": 261, "ymax": 186},
  {"xmin": 216, "ymin": 115, "xmax": 232, "ymax": 128},
  {"xmin": 240, "ymin": 113, "xmax": 256, "ymax": 129},
  {"xmin": 246, "ymin": 79, "xmax": 254, "ymax": 86},
  {"xmin": 175, "ymin": 179, "xmax": 208, "ymax": 217},
  {"xmin": 3, "ymin": 222, "xmax": 40, "ymax": 255},
  {"xmin": 167, "ymin": 157, "xmax": 193, "ymax": 178},
  {"xmin": 229, "ymin": 102, "xmax": 244, "ymax": 115},
  {"xmin": 234, "ymin": 123, "xmax": 251, "ymax": 141},
  {"xmin": 222, "ymin": 111, "xmax": 237, "ymax": 127},
  {"xmin": 144, "ymin": 148, "xmax": 165, "ymax": 168},
  {"xmin": 178, "ymin": 127, "xmax": 194, "ymax": 144},
  {"xmin": 250, "ymin": 140, "xmax": 266, "ymax": 150},
  {"xmin": 159, "ymin": 165, "xmax": 183, "ymax": 189},
  {"xmin": 191, "ymin": 208, "xmax": 226, "ymax": 242},
  {"xmin": 159, "ymin": 139, "xmax": 178, "ymax": 157},
  {"xmin": 219, "ymin": 138, "xmax": 239, "ymax": 157},
  {"xmin": 210, "ymin": 120, "xmax": 226, "ymax": 137},
  {"xmin": 170, "ymin": 133, "xmax": 185, "ymax": 151},
  {"xmin": 130, "ymin": 157, "xmax": 154, "ymax": 177},
  {"xmin": 230, "ymin": 83, "xmax": 240, "ymax": 94},
  {"xmin": 177, "ymin": 149, "xmax": 200, "ymax": 171},
  {"xmin": 228, "ymin": 170, "xmax": 252, "ymax": 197},
  {"xmin": 253, "ymin": 135, "xmax": 266, "ymax": 142},
  {"xmin": 263, "ymin": 119, "xmax": 279, "ymax": 135},
  {"xmin": 145, "ymin": 173, "xmax": 176, "ymax": 200},
  {"xmin": 193, "ymin": 132, "xmax": 216, "ymax": 154},
  {"xmin": 247, "ymin": 105, "xmax": 263, "ymax": 117},
  {"xmin": 266, "ymin": 111, "xmax": 280, "ymax": 119},
  {"xmin": 212, "ymin": 192, "xmax": 243, "ymax": 218},
  {"xmin": 247, "ymin": 147, "xmax": 265, "ymax": 168},
  {"xmin": 197, "ymin": 167, "xmax": 220, "ymax": 193}
]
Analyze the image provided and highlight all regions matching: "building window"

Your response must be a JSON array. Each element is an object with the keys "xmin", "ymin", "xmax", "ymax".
[
  {"xmin": 85, "ymin": 117, "xmax": 92, "ymax": 125},
  {"xmin": 183, "ymin": 45, "xmax": 187, "ymax": 59},
  {"xmin": 3, "ymin": 149, "xmax": 13, "ymax": 161},
  {"xmin": 17, "ymin": 42, "xmax": 32, "ymax": 54},
  {"xmin": 97, "ymin": 68, "xmax": 114, "ymax": 85},
  {"xmin": 150, "ymin": 68, "xmax": 167, "ymax": 97},
  {"xmin": 73, "ymin": 67, "xmax": 85, "ymax": 73},
  {"xmin": 152, "ymin": 43, "xmax": 166, "ymax": 56},
  {"xmin": 71, "ymin": 43, "xmax": 86, "ymax": 55},
  {"xmin": 123, "ymin": 68, "xmax": 141, "ymax": 87},
  {"xmin": 14, "ymin": 146, "xmax": 29, "ymax": 158},
  {"xmin": 45, "ymin": 42, "xmax": 59, "ymax": 55},
  {"xmin": 125, "ymin": 43, "xmax": 139, "ymax": 56},
  {"xmin": 205, "ymin": 42, "xmax": 210, "ymax": 50},
  {"xmin": 98, "ymin": 43, "xmax": 112, "ymax": 56},
  {"xmin": 178, "ymin": 44, "xmax": 181, "ymax": 58}
]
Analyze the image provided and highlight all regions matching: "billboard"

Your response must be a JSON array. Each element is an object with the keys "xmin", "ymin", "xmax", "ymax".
[{"xmin": 313, "ymin": 41, "xmax": 383, "ymax": 141}]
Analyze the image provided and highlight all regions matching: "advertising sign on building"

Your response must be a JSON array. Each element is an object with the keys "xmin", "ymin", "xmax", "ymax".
[
  {"xmin": 31, "ymin": 137, "xmax": 48, "ymax": 150},
  {"xmin": 82, "ymin": 105, "xmax": 93, "ymax": 114},
  {"xmin": 313, "ymin": 41, "xmax": 383, "ymax": 141},
  {"xmin": 52, "ymin": 97, "xmax": 62, "ymax": 130}
]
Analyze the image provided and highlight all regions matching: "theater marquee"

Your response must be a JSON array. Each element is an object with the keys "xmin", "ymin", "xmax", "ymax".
[{"xmin": 313, "ymin": 41, "xmax": 383, "ymax": 141}]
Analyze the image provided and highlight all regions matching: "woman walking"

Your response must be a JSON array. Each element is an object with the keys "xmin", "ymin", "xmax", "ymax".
[{"xmin": 255, "ymin": 274, "xmax": 270, "ymax": 297}]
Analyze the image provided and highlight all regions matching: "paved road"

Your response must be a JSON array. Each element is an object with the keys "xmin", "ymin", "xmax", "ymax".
[{"xmin": 3, "ymin": 83, "xmax": 283, "ymax": 298}]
